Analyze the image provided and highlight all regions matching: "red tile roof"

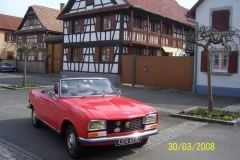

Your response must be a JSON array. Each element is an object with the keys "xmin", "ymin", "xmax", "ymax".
[
  {"xmin": 0, "ymin": 14, "xmax": 22, "ymax": 31},
  {"xmin": 32, "ymin": 5, "xmax": 63, "ymax": 33},
  {"xmin": 126, "ymin": 0, "xmax": 192, "ymax": 25},
  {"xmin": 58, "ymin": 0, "xmax": 193, "ymax": 26}
]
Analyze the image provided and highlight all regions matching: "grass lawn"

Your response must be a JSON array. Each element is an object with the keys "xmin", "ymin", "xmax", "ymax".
[{"xmin": 180, "ymin": 108, "xmax": 240, "ymax": 121}]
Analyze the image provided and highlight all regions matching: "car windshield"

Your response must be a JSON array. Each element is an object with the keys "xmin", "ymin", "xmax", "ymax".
[{"xmin": 60, "ymin": 78, "xmax": 115, "ymax": 97}]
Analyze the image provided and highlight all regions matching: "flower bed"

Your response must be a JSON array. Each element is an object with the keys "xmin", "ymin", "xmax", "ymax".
[{"xmin": 179, "ymin": 108, "xmax": 240, "ymax": 121}]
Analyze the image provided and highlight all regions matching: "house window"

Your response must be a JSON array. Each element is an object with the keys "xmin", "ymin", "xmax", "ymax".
[
  {"xmin": 201, "ymin": 51, "xmax": 238, "ymax": 74},
  {"xmin": 86, "ymin": 0, "xmax": 94, "ymax": 6},
  {"xmin": 103, "ymin": 16, "xmax": 111, "ymax": 30},
  {"xmin": 211, "ymin": 52, "xmax": 229, "ymax": 73},
  {"xmin": 134, "ymin": 18, "xmax": 141, "ymax": 28},
  {"xmin": 8, "ymin": 33, "xmax": 14, "ymax": 42},
  {"xmin": 212, "ymin": 10, "xmax": 230, "ymax": 31},
  {"xmin": 4, "ymin": 32, "xmax": 14, "ymax": 42},
  {"xmin": 101, "ymin": 48, "xmax": 110, "ymax": 62},
  {"xmin": 74, "ymin": 20, "xmax": 81, "ymax": 33}
]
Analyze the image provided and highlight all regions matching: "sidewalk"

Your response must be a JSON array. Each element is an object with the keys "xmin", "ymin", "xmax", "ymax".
[
  {"xmin": 121, "ymin": 86, "xmax": 240, "ymax": 112},
  {"xmin": 223, "ymin": 103, "xmax": 240, "ymax": 112},
  {"xmin": 0, "ymin": 73, "xmax": 59, "ymax": 86}
]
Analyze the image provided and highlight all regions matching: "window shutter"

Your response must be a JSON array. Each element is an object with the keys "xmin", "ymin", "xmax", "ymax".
[
  {"xmin": 68, "ymin": 21, "xmax": 73, "ymax": 34},
  {"xmin": 67, "ymin": 48, "xmax": 72, "ymax": 61},
  {"xmin": 201, "ymin": 51, "xmax": 207, "ymax": 72},
  {"xmin": 228, "ymin": 51, "xmax": 238, "ymax": 73},
  {"xmin": 110, "ymin": 47, "xmax": 115, "ymax": 62},
  {"xmin": 95, "ymin": 47, "xmax": 100, "ymax": 61},
  {"xmin": 212, "ymin": 10, "xmax": 230, "ymax": 31},
  {"xmin": 80, "ymin": 19, "xmax": 84, "ymax": 32},
  {"xmin": 111, "ymin": 15, "xmax": 116, "ymax": 29},
  {"xmin": 96, "ymin": 17, "xmax": 101, "ymax": 31},
  {"xmin": 4, "ymin": 32, "xmax": 8, "ymax": 42},
  {"xmin": 79, "ymin": 48, "xmax": 83, "ymax": 62}
]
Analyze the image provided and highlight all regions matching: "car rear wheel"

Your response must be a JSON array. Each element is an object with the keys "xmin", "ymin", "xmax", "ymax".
[
  {"xmin": 65, "ymin": 125, "xmax": 84, "ymax": 159},
  {"xmin": 31, "ymin": 109, "xmax": 41, "ymax": 128},
  {"xmin": 133, "ymin": 137, "xmax": 149, "ymax": 148}
]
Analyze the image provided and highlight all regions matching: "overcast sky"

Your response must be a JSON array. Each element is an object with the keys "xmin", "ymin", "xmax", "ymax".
[{"xmin": 0, "ymin": 0, "xmax": 198, "ymax": 17}]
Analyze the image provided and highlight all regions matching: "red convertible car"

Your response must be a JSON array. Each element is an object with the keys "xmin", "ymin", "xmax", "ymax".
[{"xmin": 28, "ymin": 78, "xmax": 158, "ymax": 159}]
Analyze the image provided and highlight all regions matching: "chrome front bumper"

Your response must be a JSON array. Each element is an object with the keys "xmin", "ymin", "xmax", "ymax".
[{"xmin": 78, "ymin": 129, "xmax": 158, "ymax": 144}]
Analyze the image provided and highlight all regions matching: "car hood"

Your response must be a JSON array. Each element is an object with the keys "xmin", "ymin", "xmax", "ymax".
[{"xmin": 61, "ymin": 96, "xmax": 156, "ymax": 120}]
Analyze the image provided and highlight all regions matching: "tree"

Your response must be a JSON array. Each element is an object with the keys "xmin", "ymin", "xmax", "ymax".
[
  {"xmin": 186, "ymin": 25, "xmax": 240, "ymax": 112},
  {"xmin": 17, "ymin": 42, "xmax": 46, "ymax": 86}
]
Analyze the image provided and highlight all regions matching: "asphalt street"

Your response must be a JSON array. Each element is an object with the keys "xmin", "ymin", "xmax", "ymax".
[
  {"xmin": 0, "ymin": 87, "xmax": 239, "ymax": 160},
  {"xmin": 0, "ymin": 73, "xmax": 240, "ymax": 160}
]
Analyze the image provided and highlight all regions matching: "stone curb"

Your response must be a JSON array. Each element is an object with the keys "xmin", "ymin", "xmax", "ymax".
[{"xmin": 170, "ymin": 113, "xmax": 240, "ymax": 126}]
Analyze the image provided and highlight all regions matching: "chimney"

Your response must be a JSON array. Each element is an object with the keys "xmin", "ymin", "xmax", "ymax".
[{"xmin": 60, "ymin": 3, "xmax": 65, "ymax": 10}]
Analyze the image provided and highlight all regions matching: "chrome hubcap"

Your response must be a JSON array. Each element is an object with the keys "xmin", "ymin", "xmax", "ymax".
[{"xmin": 67, "ymin": 132, "xmax": 76, "ymax": 152}]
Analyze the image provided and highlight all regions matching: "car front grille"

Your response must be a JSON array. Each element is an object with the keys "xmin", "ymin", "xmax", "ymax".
[{"xmin": 107, "ymin": 117, "xmax": 144, "ymax": 134}]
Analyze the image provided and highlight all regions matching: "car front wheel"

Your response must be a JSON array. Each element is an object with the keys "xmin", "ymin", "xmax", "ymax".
[
  {"xmin": 65, "ymin": 125, "xmax": 84, "ymax": 159},
  {"xmin": 31, "ymin": 109, "xmax": 41, "ymax": 128}
]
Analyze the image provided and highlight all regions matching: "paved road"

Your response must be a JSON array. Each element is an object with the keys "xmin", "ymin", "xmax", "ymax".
[
  {"xmin": 0, "ymin": 73, "xmax": 240, "ymax": 160},
  {"xmin": 0, "ymin": 88, "xmax": 240, "ymax": 160}
]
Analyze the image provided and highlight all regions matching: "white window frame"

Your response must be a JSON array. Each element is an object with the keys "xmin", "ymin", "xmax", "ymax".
[
  {"xmin": 211, "ymin": 51, "xmax": 229, "ymax": 73},
  {"xmin": 101, "ymin": 48, "xmax": 110, "ymax": 62}
]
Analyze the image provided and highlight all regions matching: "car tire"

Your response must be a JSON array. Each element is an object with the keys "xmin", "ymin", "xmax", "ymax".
[
  {"xmin": 13, "ymin": 68, "xmax": 17, "ymax": 72},
  {"xmin": 31, "ymin": 109, "xmax": 41, "ymax": 128},
  {"xmin": 133, "ymin": 137, "xmax": 149, "ymax": 148},
  {"xmin": 65, "ymin": 125, "xmax": 84, "ymax": 159}
]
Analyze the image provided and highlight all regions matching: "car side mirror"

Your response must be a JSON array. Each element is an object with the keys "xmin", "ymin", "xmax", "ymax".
[
  {"xmin": 48, "ymin": 91, "xmax": 57, "ymax": 98},
  {"xmin": 115, "ymin": 88, "xmax": 121, "ymax": 96}
]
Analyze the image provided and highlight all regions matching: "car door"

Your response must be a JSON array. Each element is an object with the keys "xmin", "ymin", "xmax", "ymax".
[{"xmin": 41, "ymin": 93, "xmax": 62, "ymax": 129}]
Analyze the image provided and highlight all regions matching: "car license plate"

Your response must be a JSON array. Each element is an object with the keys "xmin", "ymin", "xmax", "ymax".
[{"xmin": 115, "ymin": 137, "xmax": 142, "ymax": 146}]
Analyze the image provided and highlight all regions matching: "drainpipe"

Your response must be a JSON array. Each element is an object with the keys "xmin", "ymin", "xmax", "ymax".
[{"xmin": 192, "ymin": 24, "xmax": 199, "ymax": 95}]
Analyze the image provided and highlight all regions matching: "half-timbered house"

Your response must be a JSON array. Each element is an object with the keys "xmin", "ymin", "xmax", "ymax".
[
  {"xmin": 15, "ymin": 5, "xmax": 63, "ymax": 73},
  {"xmin": 58, "ymin": 0, "xmax": 194, "ymax": 80},
  {"xmin": 0, "ymin": 14, "xmax": 22, "ymax": 64}
]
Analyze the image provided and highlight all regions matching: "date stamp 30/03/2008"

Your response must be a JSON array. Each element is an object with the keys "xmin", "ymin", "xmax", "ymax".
[{"xmin": 168, "ymin": 142, "xmax": 216, "ymax": 152}]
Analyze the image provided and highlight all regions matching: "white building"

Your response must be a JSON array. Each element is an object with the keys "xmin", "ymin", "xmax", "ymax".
[{"xmin": 188, "ymin": 0, "xmax": 240, "ymax": 97}]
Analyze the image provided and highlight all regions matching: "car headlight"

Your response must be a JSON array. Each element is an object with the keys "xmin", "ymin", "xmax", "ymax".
[
  {"xmin": 88, "ymin": 120, "xmax": 106, "ymax": 131},
  {"xmin": 143, "ymin": 113, "xmax": 158, "ymax": 124}
]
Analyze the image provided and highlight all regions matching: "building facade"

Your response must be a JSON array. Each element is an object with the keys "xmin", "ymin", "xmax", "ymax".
[
  {"xmin": 58, "ymin": 0, "xmax": 194, "ymax": 80},
  {"xmin": 0, "ymin": 14, "xmax": 22, "ymax": 64},
  {"xmin": 188, "ymin": 0, "xmax": 240, "ymax": 97},
  {"xmin": 15, "ymin": 5, "xmax": 63, "ymax": 73}
]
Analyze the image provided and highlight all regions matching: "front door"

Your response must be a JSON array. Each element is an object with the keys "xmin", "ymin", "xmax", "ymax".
[{"xmin": 47, "ymin": 43, "xmax": 62, "ymax": 74}]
